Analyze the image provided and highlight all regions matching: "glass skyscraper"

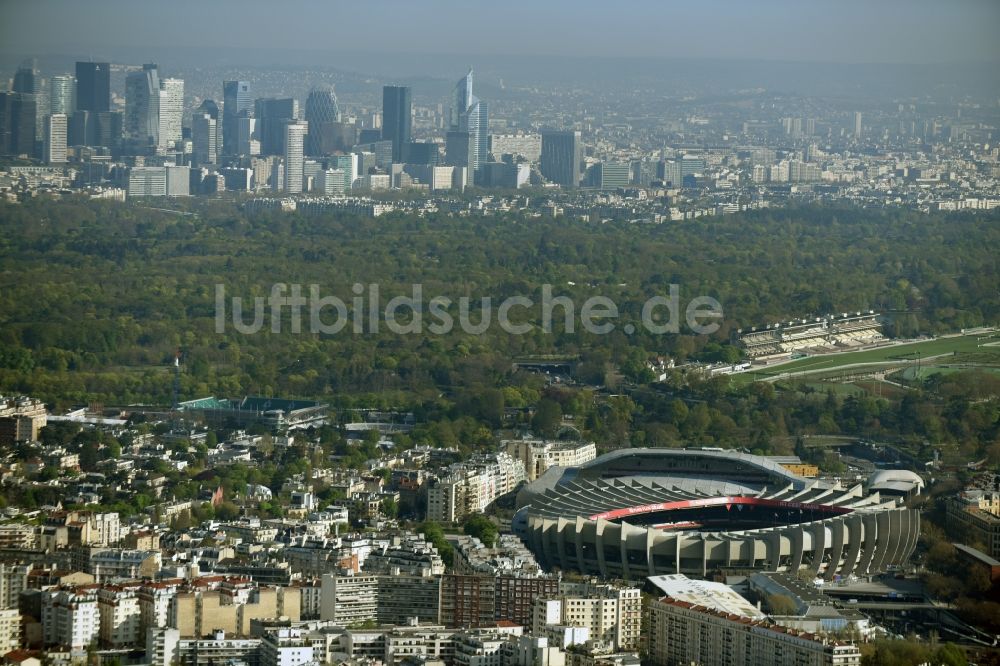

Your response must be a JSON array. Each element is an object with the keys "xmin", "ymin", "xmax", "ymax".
[
  {"xmin": 50, "ymin": 75, "xmax": 75, "ymax": 116},
  {"xmin": 223, "ymin": 80, "xmax": 252, "ymax": 156},
  {"xmin": 381, "ymin": 85, "xmax": 412, "ymax": 163},
  {"xmin": 541, "ymin": 130, "xmax": 582, "ymax": 188},
  {"xmin": 305, "ymin": 86, "xmax": 341, "ymax": 156},
  {"xmin": 125, "ymin": 64, "xmax": 161, "ymax": 148},
  {"xmin": 255, "ymin": 97, "xmax": 298, "ymax": 156},
  {"xmin": 75, "ymin": 62, "xmax": 110, "ymax": 113},
  {"xmin": 450, "ymin": 69, "xmax": 488, "ymax": 175}
]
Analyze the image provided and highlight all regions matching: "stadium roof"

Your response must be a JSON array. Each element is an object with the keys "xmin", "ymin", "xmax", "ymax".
[{"xmin": 649, "ymin": 574, "xmax": 764, "ymax": 619}]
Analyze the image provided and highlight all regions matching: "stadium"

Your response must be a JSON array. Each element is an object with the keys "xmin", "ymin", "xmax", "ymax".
[
  {"xmin": 513, "ymin": 449, "xmax": 918, "ymax": 580},
  {"xmin": 737, "ymin": 311, "xmax": 884, "ymax": 360}
]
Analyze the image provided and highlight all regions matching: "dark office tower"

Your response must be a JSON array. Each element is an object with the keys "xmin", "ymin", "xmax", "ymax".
[
  {"xmin": 125, "ymin": 64, "xmax": 160, "ymax": 149},
  {"xmin": 94, "ymin": 112, "xmax": 121, "ymax": 151},
  {"xmin": 254, "ymin": 97, "xmax": 298, "ymax": 155},
  {"xmin": 406, "ymin": 141, "xmax": 440, "ymax": 166},
  {"xmin": 222, "ymin": 80, "xmax": 251, "ymax": 156},
  {"xmin": 68, "ymin": 110, "xmax": 90, "ymax": 146},
  {"xmin": 327, "ymin": 123, "xmax": 358, "ymax": 153},
  {"xmin": 358, "ymin": 128, "xmax": 382, "ymax": 144},
  {"xmin": 13, "ymin": 60, "xmax": 38, "ymax": 94},
  {"xmin": 446, "ymin": 130, "xmax": 473, "ymax": 169},
  {"xmin": 13, "ymin": 60, "xmax": 43, "ymax": 153},
  {"xmin": 304, "ymin": 86, "xmax": 341, "ymax": 156},
  {"xmin": 199, "ymin": 99, "xmax": 220, "ymax": 120},
  {"xmin": 0, "ymin": 92, "xmax": 37, "ymax": 156},
  {"xmin": 540, "ymin": 130, "xmax": 582, "ymax": 188},
  {"xmin": 381, "ymin": 85, "xmax": 411, "ymax": 163},
  {"xmin": 0, "ymin": 94, "xmax": 9, "ymax": 153},
  {"xmin": 75, "ymin": 61, "xmax": 111, "ymax": 113}
]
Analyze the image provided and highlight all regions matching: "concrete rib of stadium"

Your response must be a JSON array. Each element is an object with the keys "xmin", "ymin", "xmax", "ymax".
[{"xmin": 513, "ymin": 449, "xmax": 919, "ymax": 581}]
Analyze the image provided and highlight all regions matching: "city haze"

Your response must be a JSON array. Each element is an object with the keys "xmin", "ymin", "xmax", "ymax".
[{"xmin": 2, "ymin": 0, "xmax": 1000, "ymax": 65}]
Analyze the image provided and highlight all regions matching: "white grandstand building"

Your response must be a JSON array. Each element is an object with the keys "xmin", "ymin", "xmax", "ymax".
[{"xmin": 737, "ymin": 311, "xmax": 884, "ymax": 359}]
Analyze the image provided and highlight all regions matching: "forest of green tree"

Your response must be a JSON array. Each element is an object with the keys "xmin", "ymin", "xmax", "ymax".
[
  {"xmin": 1, "ymin": 197, "xmax": 996, "ymax": 407},
  {"xmin": 0, "ymin": 197, "xmax": 998, "ymax": 465}
]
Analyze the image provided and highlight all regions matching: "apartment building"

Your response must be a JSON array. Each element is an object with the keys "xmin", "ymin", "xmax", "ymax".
[{"xmin": 532, "ymin": 582, "xmax": 642, "ymax": 651}]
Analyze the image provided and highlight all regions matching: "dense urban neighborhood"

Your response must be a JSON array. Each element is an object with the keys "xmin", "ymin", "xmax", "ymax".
[{"xmin": 2, "ymin": 2, "xmax": 1000, "ymax": 665}]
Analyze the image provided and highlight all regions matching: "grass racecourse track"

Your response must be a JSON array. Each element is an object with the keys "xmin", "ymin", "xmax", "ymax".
[{"xmin": 734, "ymin": 330, "xmax": 1000, "ymax": 385}]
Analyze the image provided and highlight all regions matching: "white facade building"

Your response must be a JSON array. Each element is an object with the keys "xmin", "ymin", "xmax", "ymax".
[
  {"xmin": 504, "ymin": 438, "xmax": 597, "ymax": 481},
  {"xmin": 44, "ymin": 113, "xmax": 68, "ymax": 164},
  {"xmin": 157, "ymin": 78, "xmax": 184, "ymax": 151},
  {"xmin": 284, "ymin": 120, "xmax": 308, "ymax": 192},
  {"xmin": 128, "ymin": 167, "xmax": 167, "ymax": 197},
  {"xmin": 42, "ymin": 587, "xmax": 100, "ymax": 649}
]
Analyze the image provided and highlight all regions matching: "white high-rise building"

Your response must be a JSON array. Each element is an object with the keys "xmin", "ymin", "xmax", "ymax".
[
  {"xmin": 192, "ymin": 112, "xmax": 218, "ymax": 165},
  {"xmin": 319, "ymin": 168, "xmax": 347, "ymax": 195},
  {"xmin": 503, "ymin": 438, "xmax": 597, "ymax": 481},
  {"xmin": 0, "ymin": 564, "xmax": 30, "ymax": 610},
  {"xmin": 157, "ymin": 78, "xmax": 184, "ymax": 151},
  {"xmin": 260, "ymin": 627, "xmax": 314, "ymax": 666},
  {"xmin": 128, "ymin": 167, "xmax": 167, "ymax": 197},
  {"xmin": 44, "ymin": 113, "xmax": 68, "ymax": 164},
  {"xmin": 320, "ymin": 574, "xmax": 378, "ymax": 625},
  {"xmin": 99, "ymin": 585, "xmax": 143, "ymax": 646},
  {"xmin": 146, "ymin": 627, "xmax": 180, "ymax": 666},
  {"xmin": 165, "ymin": 166, "xmax": 191, "ymax": 196},
  {"xmin": 488, "ymin": 133, "xmax": 542, "ymax": 162},
  {"xmin": 42, "ymin": 587, "xmax": 100, "ymax": 649},
  {"xmin": 532, "ymin": 582, "xmax": 642, "ymax": 651},
  {"xmin": 283, "ymin": 120, "xmax": 308, "ymax": 192},
  {"xmin": 50, "ymin": 74, "xmax": 75, "ymax": 115},
  {"xmin": 451, "ymin": 69, "xmax": 488, "ymax": 173},
  {"xmin": 0, "ymin": 609, "xmax": 20, "ymax": 657}
]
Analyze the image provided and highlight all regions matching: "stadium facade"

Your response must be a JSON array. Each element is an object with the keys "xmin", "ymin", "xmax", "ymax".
[
  {"xmin": 513, "ymin": 449, "xmax": 918, "ymax": 580},
  {"xmin": 737, "ymin": 311, "xmax": 883, "ymax": 359},
  {"xmin": 178, "ymin": 396, "xmax": 328, "ymax": 432}
]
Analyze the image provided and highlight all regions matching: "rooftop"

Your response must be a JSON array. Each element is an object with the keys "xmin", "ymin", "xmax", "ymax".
[{"xmin": 648, "ymin": 574, "xmax": 764, "ymax": 619}]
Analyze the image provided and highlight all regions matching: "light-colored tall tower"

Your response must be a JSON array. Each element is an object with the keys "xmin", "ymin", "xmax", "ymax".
[
  {"xmin": 283, "ymin": 120, "xmax": 308, "ymax": 192},
  {"xmin": 854, "ymin": 111, "xmax": 862, "ymax": 139},
  {"xmin": 125, "ymin": 64, "xmax": 160, "ymax": 147},
  {"xmin": 192, "ymin": 112, "xmax": 218, "ymax": 165},
  {"xmin": 44, "ymin": 114, "xmax": 68, "ymax": 164},
  {"xmin": 157, "ymin": 78, "xmax": 184, "ymax": 151},
  {"xmin": 49, "ymin": 75, "xmax": 75, "ymax": 115},
  {"xmin": 450, "ymin": 69, "xmax": 488, "ymax": 173}
]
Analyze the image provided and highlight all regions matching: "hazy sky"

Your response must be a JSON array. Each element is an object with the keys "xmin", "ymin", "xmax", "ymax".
[{"xmin": 2, "ymin": 0, "xmax": 999, "ymax": 65}]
